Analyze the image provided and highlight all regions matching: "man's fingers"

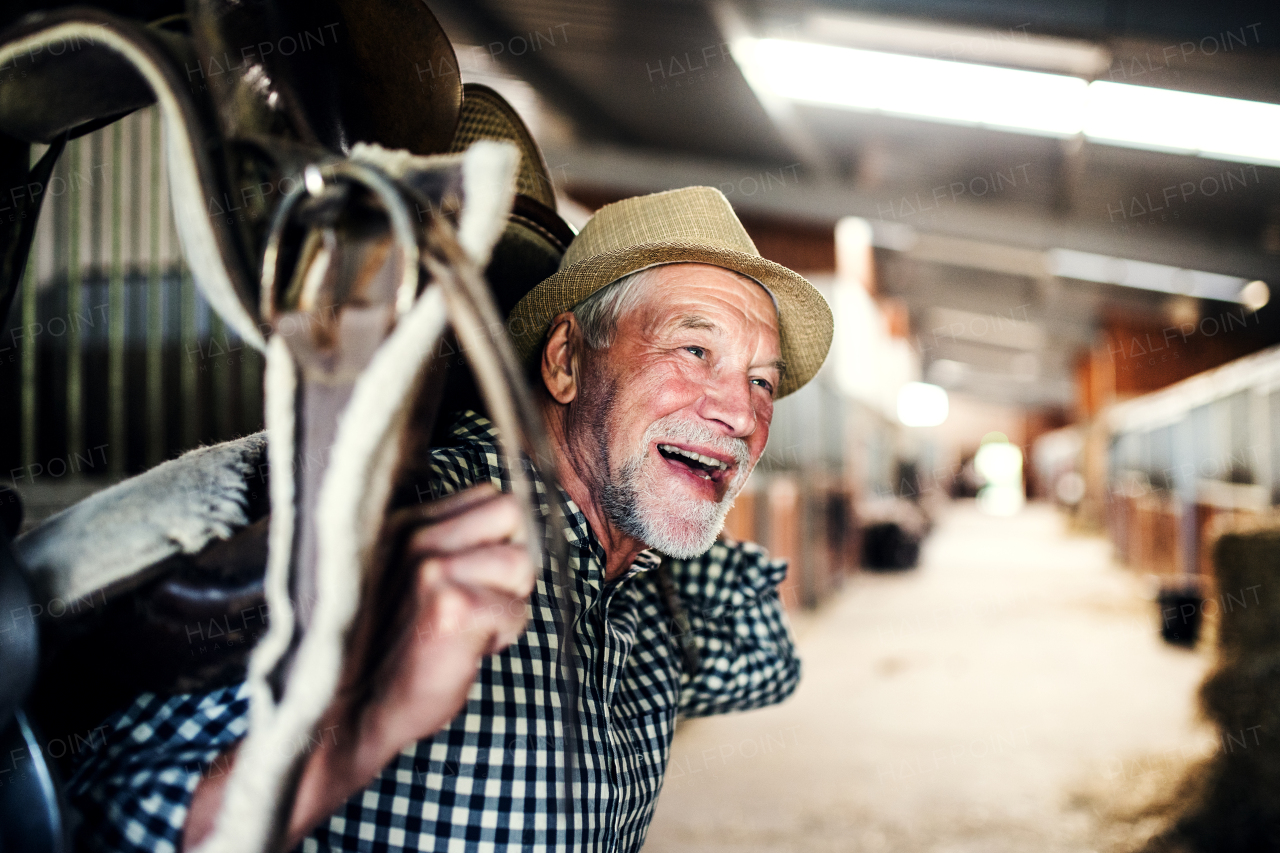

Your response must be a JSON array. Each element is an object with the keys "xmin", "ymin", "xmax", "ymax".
[
  {"xmin": 420, "ymin": 543, "xmax": 535, "ymax": 600},
  {"xmin": 413, "ymin": 540, "xmax": 535, "ymax": 652},
  {"xmin": 407, "ymin": 490, "xmax": 526, "ymax": 555},
  {"xmin": 417, "ymin": 582, "xmax": 530, "ymax": 653},
  {"xmin": 416, "ymin": 482, "xmax": 501, "ymax": 523}
]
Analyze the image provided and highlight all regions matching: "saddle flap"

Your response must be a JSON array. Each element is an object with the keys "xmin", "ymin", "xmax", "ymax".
[
  {"xmin": 0, "ymin": 13, "xmax": 183, "ymax": 143},
  {"xmin": 189, "ymin": 0, "xmax": 462, "ymax": 158}
]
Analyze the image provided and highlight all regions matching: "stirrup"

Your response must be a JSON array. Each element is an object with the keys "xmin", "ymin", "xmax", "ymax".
[
  {"xmin": 196, "ymin": 141, "xmax": 569, "ymax": 853},
  {"xmin": 0, "ymin": 11, "xmax": 575, "ymax": 852}
]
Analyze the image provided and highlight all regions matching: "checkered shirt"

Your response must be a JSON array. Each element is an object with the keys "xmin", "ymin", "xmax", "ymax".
[{"xmin": 66, "ymin": 411, "xmax": 800, "ymax": 852}]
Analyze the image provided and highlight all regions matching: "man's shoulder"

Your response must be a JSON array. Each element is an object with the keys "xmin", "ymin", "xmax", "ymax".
[
  {"xmin": 687, "ymin": 537, "xmax": 779, "ymax": 569},
  {"xmin": 425, "ymin": 410, "xmax": 505, "ymax": 492},
  {"xmin": 438, "ymin": 409, "xmax": 499, "ymax": 447},
  {"xmin": 666, "ymin": 537, "xmax": 788, "ymax": 603}
]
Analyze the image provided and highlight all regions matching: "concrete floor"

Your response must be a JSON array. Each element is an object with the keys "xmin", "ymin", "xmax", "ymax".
[{"xmin": 643, "ymin": 501, "xmax": 1216, "ymax": 853}]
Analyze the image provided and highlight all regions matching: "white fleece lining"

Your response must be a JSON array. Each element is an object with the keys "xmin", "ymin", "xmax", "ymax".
[
  {"xmin": 194, "ymin": 336, "xmax": 297, "ymax": 853},
  {"xmin": 14, "ymin": 434, "xmax": 264, "ymax": 604},
  {"xmin": 198, "ymin": 142, "xmax": 516, "ymax": 852},
  {"xmin": 197, "ymin": 287, "xmax": 450, "ymax": 853},
  {"xmin": 457, "ymin": 141, "xmax": 518, "ymax": 265},
  {"xmin": 0, "ymin": 22, "xmax": 267, "ymax": 353},
  {"xmin": 250, "ymin": 335, "xmax": 300, "ymax": 734},
  {"xmin": 351, "ymin": 140, "xmax": 518, "ymax": 268}
]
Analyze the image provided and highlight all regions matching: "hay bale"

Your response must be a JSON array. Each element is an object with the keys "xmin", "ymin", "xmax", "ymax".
[{"xmin": 1142, "ymin": 527, "xmax": 1280, "ymax": 851}]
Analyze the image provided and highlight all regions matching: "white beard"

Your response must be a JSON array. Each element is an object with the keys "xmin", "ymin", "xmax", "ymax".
[{"xmin": 601, "ymin": 414, "xmax": 753, "ymax": 559}]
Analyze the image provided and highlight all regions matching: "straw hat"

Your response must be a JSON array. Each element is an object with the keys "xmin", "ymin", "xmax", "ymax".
[
  {"xmin": 449, "ymin": 83, "xmax": 557, "ymax": 210},
  {"xmin": 434, "ymin": 83, "xmax": 576, "ymax": 421},
  {"xmin": 447, "ymin": 83, "xmax": 573, "ymax": 315},
  {"xmin": 507, "ymin": 186, "xmax": 833, "ymax": 398}
]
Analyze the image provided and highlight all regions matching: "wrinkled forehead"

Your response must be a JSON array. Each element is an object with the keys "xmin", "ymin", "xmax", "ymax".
[
  {"xmin": 625, "ymin": 265, "xmax": 784, "ymax": 380},
  {"xmin": 734, "ymin": 275, "xmax": 781, "ymax": 327},
  {"xmin": 642, "ymin": 262, "xmax": 780, "ymax": 324},
  {"xmin": 738, "ymin": 272, "xmax": 780, "ymax": 317}
]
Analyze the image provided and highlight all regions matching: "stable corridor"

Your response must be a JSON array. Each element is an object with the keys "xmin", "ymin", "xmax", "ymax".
[{"xmin": 644, "ymin": 502, "xmax": 1214, "ymax": 853}]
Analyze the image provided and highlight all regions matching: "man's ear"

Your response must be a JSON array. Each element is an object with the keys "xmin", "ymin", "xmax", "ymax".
[{"xmin": 541, "ymin": 312, "xmax": 580, "ymax": 404}]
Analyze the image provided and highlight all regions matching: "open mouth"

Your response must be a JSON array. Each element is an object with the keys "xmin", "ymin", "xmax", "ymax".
[{"xmin": 657, "ymin": 443, "xmax": 731, "ymax": 482}]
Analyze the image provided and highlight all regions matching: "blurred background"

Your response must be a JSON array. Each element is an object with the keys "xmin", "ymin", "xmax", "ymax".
[{"xmin": 6, "ymin": 0, "xmax": 1280, "ymax": 850}]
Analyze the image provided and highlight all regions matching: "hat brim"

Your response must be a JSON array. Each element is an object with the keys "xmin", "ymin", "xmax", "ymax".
[
  {"xmin": 508, "ymin": 242, "xmax": 833, "ymax": 398},
  {"xmin": 449, "ymin": 84, "xmax": 557, "ymax": 210}
]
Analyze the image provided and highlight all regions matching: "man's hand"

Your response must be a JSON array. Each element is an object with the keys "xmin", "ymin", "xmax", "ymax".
[
  {"xmin": 326, "ymin": 484, "xmax": 536, "ymax": 775},
  {"xmin": 184, "ymin": 483, "xmax": 535, "ymax": 850}
]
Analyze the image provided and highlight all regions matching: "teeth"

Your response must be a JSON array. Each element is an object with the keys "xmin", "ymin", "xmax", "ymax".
[{"xmin": 658, "ymin": 444, "xmax": 728, "ymax": 471}]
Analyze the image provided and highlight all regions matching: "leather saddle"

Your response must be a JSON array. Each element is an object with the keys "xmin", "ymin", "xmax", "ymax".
[
  {"xmin": 0, "ymin": 0, "xmax": 464, "ymax": 326},
  {"xmin": 0, "ymin": 3, "xmax": 577, "ymax": 851}
]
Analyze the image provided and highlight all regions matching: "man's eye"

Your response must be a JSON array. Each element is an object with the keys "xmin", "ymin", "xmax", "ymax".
[
  {"xmin": 684, "ymin": 346, "xmax": 706, "ymax": 359},
  {"xmin": 751, "ymin": 377, "xmax": 774, "ymax": 394}
]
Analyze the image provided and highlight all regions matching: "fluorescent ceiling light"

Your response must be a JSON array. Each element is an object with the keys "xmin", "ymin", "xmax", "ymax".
[
  {"xmin": 740, "ymin": 38, "xmax": 1086, "ymax": 137},
  {"xmin": 801, "ymin": 12, "xmax": 1109, "ymax": 77},
  {"xmin": 1086, "ymin": 81, "xmax": 1280, "ymax": 165},
  {"xmin": 736, "ymin": 38, "xmax": 1280, "ymax": 166},
  {"xmin": 1048, "ymin": 248, "xmax": 1253, "ymax": 302},
  {"xmin": 868, "ymin": 225, "xmax": 1260, "ymax": 304}
]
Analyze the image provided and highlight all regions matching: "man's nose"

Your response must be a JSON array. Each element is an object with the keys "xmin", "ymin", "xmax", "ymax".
[{"xmin": 698, "ymin": 372, "xmax": 757, "ymax": 438}]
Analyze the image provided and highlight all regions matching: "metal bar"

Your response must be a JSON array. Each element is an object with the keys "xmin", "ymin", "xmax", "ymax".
[
  {"xmin": 67, "ymin": 137, "xmax": 83, "ymax": 460},
  {"xmin": 241, "ymin": 333, "xmax": 260, "ymax": 434},
  {"xmin": 181, "ymin": 263, "xmax": 198, "ymax": 448},
  {"xmin": 20, "ymin": 147, "xmax": 37, "ymax": 468},
  {"xmin": 210, "ymin": 311, "xmax": 231, "ymax": 439},
  {"xmin": 129, "ymin": 111, "xmax": 143, "ymax": 282},
  {"xmin": 1258, "ymin": 387, "xmax": 1273, "ymax": 507},
  {"xmin": 109, "ymin": 122, "xmax": 125, "ymax": 476},
  {"xmin": 89, "ymin": 130, "xmax": 103, "ymax": 280},
  {"xmin": 87, "ymin": 129, "xmax": 104, "ymax": 469},
  {"xmin": 147, "ymin": 108, "xmax": 164, "ymax": 464}
]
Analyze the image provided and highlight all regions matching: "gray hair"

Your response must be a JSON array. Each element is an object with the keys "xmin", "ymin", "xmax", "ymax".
[
  {"xmin": 572, "ymin": 264, "xmax": 778, "ymax": 351},
  {"xmin": 572, "ymin": 266, "xmax": 665, "ymax": 350}
]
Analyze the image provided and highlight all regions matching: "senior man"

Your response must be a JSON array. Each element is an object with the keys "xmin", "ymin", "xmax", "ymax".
[{"xmin": 67, "ymin": 186, "xmax": 833, "ymax": 852}]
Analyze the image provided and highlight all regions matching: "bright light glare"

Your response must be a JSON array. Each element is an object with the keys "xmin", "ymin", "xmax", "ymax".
[
  {"xmin": 974, "ymin": 440, "xmax": 1024, "ymax": 516},
  {"xmin": 1241, "ymin": 280, "xmax": 1270, "ymax": 311},
  {"xmin": 742, "ymin": 38, "xmax": 1086, "ymax": 136},
  {"xmin": 979, "ymin": 485, "xmax": 1025, "ymax": 516},
  {"xmin": 897, "ymin": 381, "xmax": 949, "ymax": 427},
  {"xmin": 1086, "ymin": 82, "xmax": 1280, "ymax": 165},
  {"xmin": 739, "ymin": 38, "xmax": 1280, "ymax": 166},
  {"xmin": 974, "ymin": 441, "xmax": 1022, "ymax": 483}
]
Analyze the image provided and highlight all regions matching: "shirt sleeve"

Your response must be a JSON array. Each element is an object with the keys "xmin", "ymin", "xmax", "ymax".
[
  {"xmin": 60, "ymin": 432, "xmax": 491, "ymax": 851},
  {"xmin": 669, "ymin": 539, "xmax": 801, "ymax": 718},
  {"xmin": 64, "ymin": 682, "xmax": 250, "ymax": 853}
]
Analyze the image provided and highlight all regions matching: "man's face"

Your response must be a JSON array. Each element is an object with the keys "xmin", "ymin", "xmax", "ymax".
[{"xmin": 575, "ymin": 263, "xmax": 782, "ymax": 558}]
